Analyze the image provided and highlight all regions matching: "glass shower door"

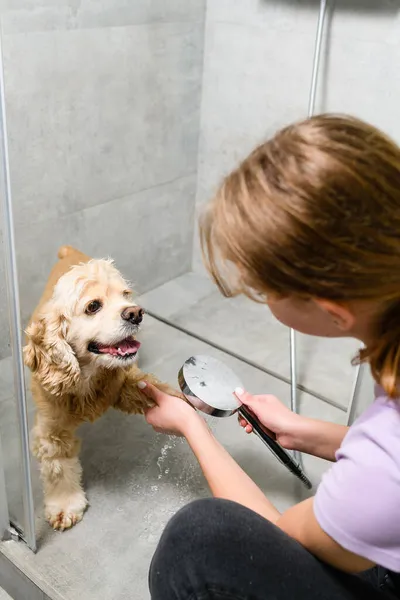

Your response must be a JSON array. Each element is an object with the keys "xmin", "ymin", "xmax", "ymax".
[
  {"xmin": 0, "ymin": 26, "xmax": 36, "ymax": 551},
  {"xmin": 0, "ymin": 430, "xmax": 10, "ymax": 541}
]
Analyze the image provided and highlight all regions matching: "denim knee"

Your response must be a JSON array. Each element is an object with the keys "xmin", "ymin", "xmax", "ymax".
[
  {"xmin": 149, "ymin": 498, "xmax": 281, "ymax": 599},
  {"xmin": 149, "ymin": 499, "xmax": 218, "ymax": 599}
]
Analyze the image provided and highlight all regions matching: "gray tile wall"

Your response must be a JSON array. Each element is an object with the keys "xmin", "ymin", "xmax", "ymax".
[
  {"xmin": 193, "ymin": 0, "xmax": 400, "ymax": 269},
  {"xmin": 1, "ymin": 0, "xmax": 399, "ymax": 357},
  {"xmin": 0, "ymin": 0, "xmax": 206, "ymax": 358}
]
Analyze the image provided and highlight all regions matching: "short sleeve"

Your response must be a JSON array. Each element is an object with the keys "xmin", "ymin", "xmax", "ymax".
[{"xmin": 314, "ymin": 435, "xmax": 400, "ymax": 572}]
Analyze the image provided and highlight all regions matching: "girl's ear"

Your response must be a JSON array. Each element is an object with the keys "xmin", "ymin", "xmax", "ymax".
[{"xmin": 314, "ymin": 299, "xmax": 355, "ymax": 332}]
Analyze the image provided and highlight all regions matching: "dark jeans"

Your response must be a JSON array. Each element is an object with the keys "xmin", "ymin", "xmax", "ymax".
[{"xmin": 149, "ymin": 498, "xmax": 400, "ymax": 600}]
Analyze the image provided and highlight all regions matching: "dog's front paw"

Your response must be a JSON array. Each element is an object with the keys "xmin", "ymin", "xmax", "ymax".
[
  {"xmin": 156, "ymin": 383, "xmax": 186, "ymax": 402},
  {"xmin": 45, "ymin": 492, "xmax": 88, "ymax": 531}
]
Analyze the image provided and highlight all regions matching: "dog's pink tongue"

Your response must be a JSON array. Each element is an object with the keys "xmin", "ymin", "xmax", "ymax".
[
  {"xmin": 98, "ymin": 340, "xmax": 141, "ymax": 355},
  {"xmin": 119, "ymin": 340, "xmax": 141, "ymax": 353}
]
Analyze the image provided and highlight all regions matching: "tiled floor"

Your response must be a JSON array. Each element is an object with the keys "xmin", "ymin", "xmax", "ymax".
[
  {"xmin": 0, "ymin": 316, "xmax": 347, "ymax": 600},
  {"xmin": 0, "ymin": 587, "xmax": 12, "ymax": 599},
  {"xmin": 138, "ymin": 271, "xmax": 361, "ymax": 408}
]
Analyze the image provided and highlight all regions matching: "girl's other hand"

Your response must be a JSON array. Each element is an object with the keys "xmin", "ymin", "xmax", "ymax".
[{"xmin": 235, "ymin": 389, "xmax": 302, "ymax": 450}]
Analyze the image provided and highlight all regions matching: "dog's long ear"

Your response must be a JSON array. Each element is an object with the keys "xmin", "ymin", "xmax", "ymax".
[{"xmin": 23, "ymin": 305, "xmax": 80, "ymax": 397}]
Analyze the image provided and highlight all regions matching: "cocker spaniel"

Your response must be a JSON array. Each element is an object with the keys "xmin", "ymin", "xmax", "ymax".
[{"xmin": 24, "ymin": 245, "xmax": 179, "ymax": 531}]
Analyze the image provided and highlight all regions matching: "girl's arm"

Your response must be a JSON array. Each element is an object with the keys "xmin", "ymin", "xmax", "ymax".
[
  {"xmin": 236, "ymin": 390, "xmax": 348, "ymax": 462},
  {"xmin": 287, "ymin": 417, "xmax": 348, "ymax": 461},
  {"xmin": 141, "ymin": 382, "xmax": 373, "ymax": 574},
  {"xmin": 183, "ymin": 415, "xmax": 281, "ymax": 522},
  {"xmin": 184, "ymin": 411, "xmax": 373, "ymax": 574}
]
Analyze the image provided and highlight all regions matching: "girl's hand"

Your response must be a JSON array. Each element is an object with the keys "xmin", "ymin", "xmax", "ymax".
[
  {"xmin": 139, "ymin": 381, "xmax": 202, "ymax": 436},
  {"xmin": 235, "ymin": 389, "xmax": 302, "ymax": 450}
]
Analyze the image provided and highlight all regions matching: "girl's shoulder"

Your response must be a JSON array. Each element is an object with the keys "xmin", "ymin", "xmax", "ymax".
[
  {"xmin": 314, "ymin": 386, "xmax": 400, "ymax": 571},
  {"xmin": 345, "ymin": 384, "xmax": 400, "ymax": 443}
]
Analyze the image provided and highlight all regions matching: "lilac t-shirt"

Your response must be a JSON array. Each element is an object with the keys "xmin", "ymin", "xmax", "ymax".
[{"xmin": 314, "ymin": 385, "xmax": 400, "ymax": 572}]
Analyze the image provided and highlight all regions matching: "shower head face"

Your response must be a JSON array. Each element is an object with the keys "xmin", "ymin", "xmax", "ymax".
[
  {"xmin": 178, "ymin": 355, "xmax": 313, "ymax": 491},
  {"xmin": 178, "ymin": 355, "xmax": 243, "ymax": 417}
]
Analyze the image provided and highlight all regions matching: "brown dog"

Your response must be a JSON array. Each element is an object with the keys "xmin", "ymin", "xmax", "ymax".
[{"xmin": 24, "ymin": 245, "xmax": 178, "ymax": 530}]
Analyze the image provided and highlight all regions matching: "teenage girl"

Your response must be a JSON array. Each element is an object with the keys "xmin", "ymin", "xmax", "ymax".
[{"xmin": 139, "ymin": 114, "xmax": 400, "ymax": 599}]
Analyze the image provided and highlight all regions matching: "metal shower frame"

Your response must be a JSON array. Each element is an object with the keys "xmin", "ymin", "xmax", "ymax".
[
  {"xmin": 290, "ymin": 0, "xmax": 363, "ymax": 466},
  {"xmin": 0, "ymin": 27, "xmax": 37, "ymax": 551}
]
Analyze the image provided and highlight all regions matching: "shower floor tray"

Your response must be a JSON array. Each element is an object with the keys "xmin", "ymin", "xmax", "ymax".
[{"xmin": 0, "ymin": 316, "xmax": 346, "ymax": 600}]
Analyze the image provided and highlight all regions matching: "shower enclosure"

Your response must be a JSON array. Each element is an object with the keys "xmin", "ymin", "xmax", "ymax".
[{"xmin": 0, "ymin": 1, "xmax": 398, "ymax": 598}]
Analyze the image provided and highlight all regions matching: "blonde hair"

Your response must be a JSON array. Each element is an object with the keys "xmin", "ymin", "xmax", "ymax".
[{"xmin": 200, "ymin": 114, "xmax": 400, "ymax": 398}]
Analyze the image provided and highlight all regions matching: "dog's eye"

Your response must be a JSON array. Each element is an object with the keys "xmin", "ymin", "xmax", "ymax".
[
  {"xmin": 85, "ymin": 300, "xmax": 102, "ymax": 315},
  {"xmin": 123, "ymin": 290, "xmax": 132, "ymax": 298}
]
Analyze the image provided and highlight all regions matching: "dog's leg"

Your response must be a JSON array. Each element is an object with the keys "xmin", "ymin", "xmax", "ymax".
[
  {"xmin": 115, "ymin": 370, "xmax": 185, "ymax": 415},
  {"xmin": 32, "ymin": 414, "xmax": 88, "ymax": 531}
]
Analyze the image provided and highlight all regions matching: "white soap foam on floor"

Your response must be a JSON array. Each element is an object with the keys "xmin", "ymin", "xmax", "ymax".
[{"xmin": 156, "ymin": 436, "xmax": 177, "ymax": 479}]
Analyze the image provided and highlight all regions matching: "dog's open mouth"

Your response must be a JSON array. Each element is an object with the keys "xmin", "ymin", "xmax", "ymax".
[{"xmin": 88, "ymin": 338, "xmax": 141, "ymax": 359}]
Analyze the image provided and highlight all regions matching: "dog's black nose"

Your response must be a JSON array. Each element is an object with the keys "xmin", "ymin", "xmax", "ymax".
[{"xmin": 121, "ymin": 306, "xmax": 144, "ymax": 325}]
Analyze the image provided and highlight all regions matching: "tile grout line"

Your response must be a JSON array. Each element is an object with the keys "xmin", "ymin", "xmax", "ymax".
[{"xmin": 15, "ymin": 171, "xmax": 197, "ymax": 231}]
